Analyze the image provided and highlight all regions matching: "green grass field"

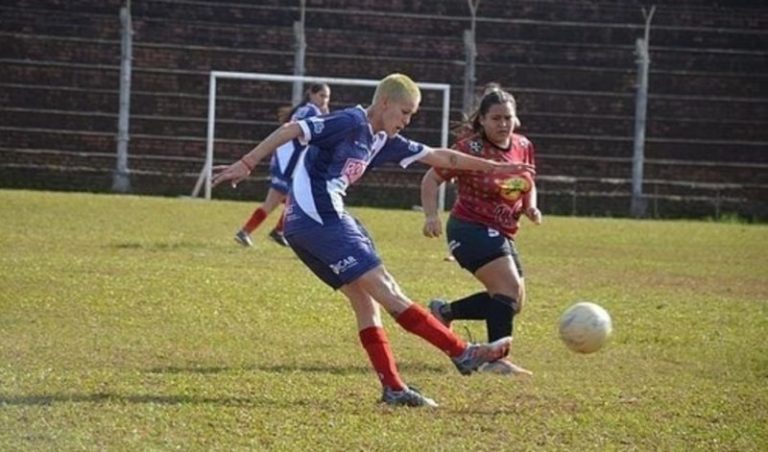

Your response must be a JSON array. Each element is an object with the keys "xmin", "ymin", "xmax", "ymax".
[{"xmin": 1, "ymin": 189, "xmax": 766, "ymax": 450}]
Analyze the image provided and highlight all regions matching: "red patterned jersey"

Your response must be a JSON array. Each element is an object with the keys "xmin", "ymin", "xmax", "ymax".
[{"xmin": 435, "ymin": 133, "xmax": 536, "ymax": 238}]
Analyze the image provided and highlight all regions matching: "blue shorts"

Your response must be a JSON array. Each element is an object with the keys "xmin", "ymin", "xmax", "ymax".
[
  {"xmin": 285, "ymin": 214, "xmax": 381, "ymax": 289},
  {"xmin": 446, "ymin": 216, "xmax": 523, "ymax": 276}
]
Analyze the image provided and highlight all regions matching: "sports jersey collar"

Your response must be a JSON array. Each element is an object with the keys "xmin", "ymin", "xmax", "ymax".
[
  {"xmin": 357, "ymin": 105, "xmax": 388, "ymax": 152},
  {"xmin": 485, "ymin": 135, "xmax": 513, "ymax": 153},
  {"xmin": 372, "ymin": 133, "xmax": 387, "ymax": 153}
]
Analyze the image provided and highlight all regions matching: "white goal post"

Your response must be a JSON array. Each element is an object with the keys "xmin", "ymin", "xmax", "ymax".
[{"xmin": 192, "ymin": 70, "xmax": 451, "ymax": 209}]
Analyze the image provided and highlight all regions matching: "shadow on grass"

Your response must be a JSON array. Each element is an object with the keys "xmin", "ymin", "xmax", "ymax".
[
  {"xmin": 110, "ymin": 241, "xmax": 299, "ymax": 258},
  {"xmin": 147, "ymin": 361, "xmax": 446, "ymax": 375},
  {"xmin": 111, "ymin": 241, "xmax": 212, "ymax": 252},
  {"xmin": 0, "ymin": 392, "xmax": 520, "ymax": 413},
  {"xmin": 0, "ymin": 392, "xmax": 310, "ymax": 408}
]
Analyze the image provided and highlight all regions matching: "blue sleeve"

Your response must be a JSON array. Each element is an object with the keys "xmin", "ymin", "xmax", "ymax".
[
  {"xmin": 292, "ymin": 103, "xmax": 320, "ymax": 121},
  {"xmin": 297, "ymin": 110, "xmax": 357, "ymax": 150},
  {"xmin": 370, "ymin": 134, "xmax": 430, "ymax": 168}
]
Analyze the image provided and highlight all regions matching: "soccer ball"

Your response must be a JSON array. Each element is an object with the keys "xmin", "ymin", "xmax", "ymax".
[{"xmin": 559, "ymin": 302, "xmax": 612, "ymax": 354}]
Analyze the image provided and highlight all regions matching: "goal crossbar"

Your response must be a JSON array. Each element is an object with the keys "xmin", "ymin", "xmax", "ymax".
[{"xmin": 192, "ymin": 70, "xmax": 451, "ymax": 209}]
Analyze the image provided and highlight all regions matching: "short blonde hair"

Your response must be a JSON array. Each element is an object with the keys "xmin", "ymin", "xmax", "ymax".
[{"xmin": 372, "ymin": 73, "xmax": 421, "ymax": 105}]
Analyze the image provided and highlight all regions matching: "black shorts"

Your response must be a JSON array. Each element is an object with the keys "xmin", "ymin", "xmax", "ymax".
[{"xmin": 446, "ymin": 216, "xmax": 523, "ymax": 276}]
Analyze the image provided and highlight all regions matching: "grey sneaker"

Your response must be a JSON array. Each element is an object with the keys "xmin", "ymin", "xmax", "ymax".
[
  {"xmin": 234, "ymin": 229, "xmax": 254, "ymax": 247},
  {"xmin": 428, "ymin": 299, "xmax": 451, "ymax": 329},
  {"xmin": 268, "ymin": 228, "xmax": 290, "ymax": 247},
  {"xmin": 381, "ymin": 386, "xmax": 438, "ymax": 408},
  {"xmin": 452, "ymin": 336, "xmax": 512, "ymax": 376},
  {"xmin": 479, "ymin": 358, "xmax": 533, "ymax": 376}
]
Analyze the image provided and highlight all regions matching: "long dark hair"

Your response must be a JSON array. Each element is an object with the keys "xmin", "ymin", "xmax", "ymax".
[
  {"xmin": 277, "ymin": 83, "xmax": 329, "ymax": 123},
  {"xmin": 453, "ymin": 89, "xmax": 520, "ymax": 138}
]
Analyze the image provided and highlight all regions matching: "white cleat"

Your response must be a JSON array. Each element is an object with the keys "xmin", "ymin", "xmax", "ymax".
[
  {"xmin": 452, "ymin": 336, "xmax": 512, "ymax": 375},
  {"xmin": 479, "ymin": 358, "xmax": 533, "ymax": 377},
  {"xmin": 234, "ymin": 229, "xmax": 254, "ymax": 247},
  {"xmin": 381, "ymin": 385, "xmax": 438, "ymax": 408}
]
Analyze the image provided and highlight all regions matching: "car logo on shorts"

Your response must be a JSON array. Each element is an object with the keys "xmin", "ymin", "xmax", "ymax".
[{"xmin": 330, "ymin": 256, "xmax": 358, "ymax": 275}]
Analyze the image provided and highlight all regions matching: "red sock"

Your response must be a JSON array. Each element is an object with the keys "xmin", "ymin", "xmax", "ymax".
[
  {"xmin": 243, "ymin": 208, "xmax": 268, "ymax": 233},
  {"xmin": 396, "ymin": 304, "xmax": 467, "ymax": 357},
  {"xmin": 274, "ymin": 208, "xmax": 286, "ymax": 233},
  {"xmin": 359, "ymin": 327, "xmax": 406, "ymax": 390}
]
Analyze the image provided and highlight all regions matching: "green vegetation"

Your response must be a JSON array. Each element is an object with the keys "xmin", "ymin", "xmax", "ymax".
[{"xmin": 1, "ymin": 189, "xmax": 766, "ymax": 450}]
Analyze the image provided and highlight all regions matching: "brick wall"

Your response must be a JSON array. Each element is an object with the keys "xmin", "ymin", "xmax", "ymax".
[{"xmin": 1, "ymin": 0, "xmax": 766, "ymax": 219}]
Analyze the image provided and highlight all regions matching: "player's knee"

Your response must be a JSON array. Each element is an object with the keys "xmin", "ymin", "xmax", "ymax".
[
  {"xmin": 517, "ymin": 283, "xmax": 526, "ymax": 312},
  {"xmin": 369, "ymin": 269, "xmax": 410, "ymax": 314},
  {"xmin": 381, "ymin": 272, "xmax": 404, "ymax": 299},
  {"xmin": 491, "ymin": 293, "xmax": 521, "ymax": 315}
]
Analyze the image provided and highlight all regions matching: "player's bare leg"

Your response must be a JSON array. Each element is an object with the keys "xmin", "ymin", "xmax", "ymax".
[
  {"xmin": 351, "ymin": 266, "xmax": 511, "ymax": 375},
  {"xmin": 341, "ymin": 283, "xmax": 437, "ymax": 407}
]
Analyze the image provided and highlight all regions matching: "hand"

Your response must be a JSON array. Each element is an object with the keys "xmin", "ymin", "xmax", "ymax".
[
  {"xmin": 525, "ymin": 206, "xmax": 542, "ymax": 225},
  {"xmin": 422, "ymin": 215, "xmax": 442, "ymax": 238},
  {"xmin": 212, "ymin": 160, "xmax": 252, "ymax": 188}
]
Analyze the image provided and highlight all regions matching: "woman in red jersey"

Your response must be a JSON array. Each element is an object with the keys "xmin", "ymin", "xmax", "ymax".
[{"xmin": 420, "ymin": 88, "xmax": 541, "ymax": 376}]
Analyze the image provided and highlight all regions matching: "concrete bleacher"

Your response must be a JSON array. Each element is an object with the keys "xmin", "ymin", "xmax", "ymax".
[{"xmin": 0, "ymin": 0, "xmax": 766, "ymax": 219}]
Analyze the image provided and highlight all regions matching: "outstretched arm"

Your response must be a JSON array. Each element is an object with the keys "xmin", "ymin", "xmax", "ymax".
[
  {"xmin": 212, "ymin": 122, "xmax": 303, "ymax": 188},
  {"xmin": 420, "ymin": 168, "xmax": 446, "ymax": 238},
  {"xmin": 419, "ymin": 148, "xmax": 534, "ymax": 174}
]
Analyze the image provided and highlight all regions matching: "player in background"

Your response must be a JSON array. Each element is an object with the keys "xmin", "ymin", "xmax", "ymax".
[
  {"xmin": 421, "ymin": 88, "xmax": 541, "ymax": 376},
  {"xmin": 442, "ymin": 81, "xmax": 502, "ymax": 262},
  {"xmin": 234, "ymin": 83, "xmax": 331, "ymax": 248},
  {"xmin": 212, "ymin": 74, "xmax": 534, "ymax": 407}
]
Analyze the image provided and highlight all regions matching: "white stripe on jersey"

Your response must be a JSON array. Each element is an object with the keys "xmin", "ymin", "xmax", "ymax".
[
  {"xmin": 297, "ymin": 120, "xmax": 312, "ymax": 147},
  {"xmin": 274, "ymin": 141, "xmax": 295, "ymax": 174},
  {"xmin": 399, "ymin": 145, "xmax": 431, "ymax": 168},
  {"xmin": 325, "ymin": 177, "xmax": 347, "ymax": 219},
  {"xmin": 292, "ymin": 149, "xmax": 323, "ymax": 224}
]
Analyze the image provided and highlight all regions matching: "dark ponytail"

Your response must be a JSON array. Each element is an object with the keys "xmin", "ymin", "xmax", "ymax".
[{"xmin": 277, "ymin": 83, "xmax": 330, "ymax": 123}]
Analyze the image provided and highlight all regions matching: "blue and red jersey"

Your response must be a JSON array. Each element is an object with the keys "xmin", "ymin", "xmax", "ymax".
[{"xmin": 285, "ymin": 105, "xmax": 428, "ymax": 232}]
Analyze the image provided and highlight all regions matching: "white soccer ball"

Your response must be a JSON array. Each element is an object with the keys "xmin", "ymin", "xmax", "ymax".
[{"xmin": 559, "ymin": 302, "xmax": 612, "ymax": 354}]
